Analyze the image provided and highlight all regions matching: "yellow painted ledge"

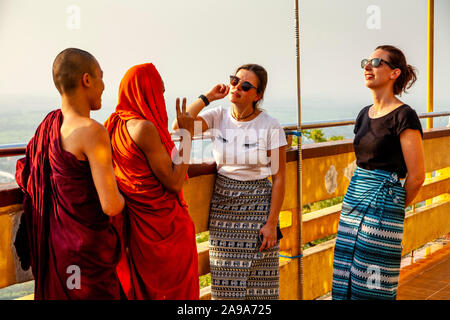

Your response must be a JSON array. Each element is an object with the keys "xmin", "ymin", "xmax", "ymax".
[
  {"xmin": 303, "ymin": 239, "xmax": 335, "ymax": 300},
  {"xmin": 0, "ymin": 213, "xmax": 16, "ymax": 289},
  {"xmin": 402, "ymin": 198, "xmax": 450, "ymax": 255},
  {"xmin": 15, "ymin": 294, "xmax": 34, "ymax": 300}
]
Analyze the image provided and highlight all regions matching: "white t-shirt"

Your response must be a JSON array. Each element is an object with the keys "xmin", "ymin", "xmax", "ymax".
[{"xmin": 199, "ymin": 106, "xmax": 287, "ymax": 181}]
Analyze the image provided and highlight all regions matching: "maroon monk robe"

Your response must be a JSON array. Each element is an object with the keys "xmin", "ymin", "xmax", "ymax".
[{"xmin": 14, "ymin": 109, "xmax": 122, "ymax": 299}]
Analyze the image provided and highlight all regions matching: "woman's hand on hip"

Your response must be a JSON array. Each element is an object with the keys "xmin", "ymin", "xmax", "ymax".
[{"xmin": 258, "ymin": 223, "xmax": 277, "ymax": 252}]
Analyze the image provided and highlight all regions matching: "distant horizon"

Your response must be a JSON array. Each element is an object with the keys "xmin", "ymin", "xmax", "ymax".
[
  {"xmin": 1, "ymin": 94, "xmax": 448, "ymax": 147},
  {"xmin": 1, "ymin": 1, "xmax": 449, "ymax": 145},
  {"xmin": 1, "ymin": 1, "xmax": 449, "ymax": 111}
]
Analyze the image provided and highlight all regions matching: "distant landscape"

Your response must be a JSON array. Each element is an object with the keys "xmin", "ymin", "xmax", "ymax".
[{"xmin": 1, "ymin": 94, "xmax": 448, "ymax": 184}]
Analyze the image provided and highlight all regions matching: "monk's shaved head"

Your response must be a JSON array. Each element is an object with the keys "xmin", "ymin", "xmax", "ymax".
[{"xmin": 52, "ymin": 48, "xmax": 99, "ymax": 95}]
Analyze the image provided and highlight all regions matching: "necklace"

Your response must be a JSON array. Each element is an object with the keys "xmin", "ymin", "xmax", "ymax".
[{"xmin": 232, "ymin": 107, "xmax": 256, "ymax": 121}]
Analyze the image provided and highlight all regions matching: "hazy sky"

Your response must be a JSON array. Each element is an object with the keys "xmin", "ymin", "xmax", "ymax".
[
  {"xmin": 299, "ymin": 0, "xmax": 449, "ymax": 113},
  {"xmin": 0, "ymin": 0, "xmax": 296, "ymax": 100},
  {"xmin": 0, "ymin": 0, "xmax": 449, "ymax": 121}
]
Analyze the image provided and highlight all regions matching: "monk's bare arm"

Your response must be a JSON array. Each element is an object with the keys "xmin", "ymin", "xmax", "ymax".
[
  {"xmin": 268, "ymin": 146, "xmax": 286, "ymax": 226},
  {"xmin": 400, "ymin": 129, "xmax": 425, "ymax": 207},
  {"xmin": 132, "ymin": 120, "xmax": 189, "ymax": 193},
  {"xmin": 82, "ymin": 122, "xmax": 125, "ymax": 216}
]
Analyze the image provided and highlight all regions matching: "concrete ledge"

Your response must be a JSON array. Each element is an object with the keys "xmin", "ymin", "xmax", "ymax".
[
  {"xmin": 303, "ymin": 239, "xmax": 336, "ymax": 300},
  {"xmin": 303, "ymin": 204, "xmax": 341, "ymax": 244},
  {"xmin": 15, "ymin": 294, "xmax": 34, "ymax": 300},
  {"xmin": 197, "ymin": 242, "xmax": 210, "ymax": 276},
  {"xmin": 412, "ymin": 172, "xmax": 450, "ymax": 205},
  {"xmin": 403, "ymin": 199, "xmax": 450, "ymax": 255}
]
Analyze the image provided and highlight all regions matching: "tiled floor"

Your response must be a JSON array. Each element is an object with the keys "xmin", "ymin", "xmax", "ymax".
[
  {"xmin": 317, "ymin": 236, "xmax": 450, "ymax": 300},
  {"xmin": 397, "ymin": 243, "xmax": 450, "ymax": 300},
  {"xmin": 10, "ymin": 237, "xmax": 450, "ymax": 300}
]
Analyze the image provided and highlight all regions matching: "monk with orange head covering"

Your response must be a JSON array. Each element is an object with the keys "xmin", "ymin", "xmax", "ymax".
[{"xmin": 105, "ymin": 63, "xmax": 199, "ymax": 300}]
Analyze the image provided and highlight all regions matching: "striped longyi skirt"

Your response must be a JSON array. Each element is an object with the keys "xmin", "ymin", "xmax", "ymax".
[
  {"xmin": 332, "ymin": 166, "xmax": 406, "ymax": 300},
  {"xmin": 208, "ymin": 174, "xmax": 279, "ymax": 300}
]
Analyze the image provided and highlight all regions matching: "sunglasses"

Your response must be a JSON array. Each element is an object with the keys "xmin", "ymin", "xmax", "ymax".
[
  {"xmin": 361, "ymin": 58, "xmax": 397, "ymax": 69},
  {"xmin": 229, "ymin": 75, "xmax": 258, "ymax": 92}
]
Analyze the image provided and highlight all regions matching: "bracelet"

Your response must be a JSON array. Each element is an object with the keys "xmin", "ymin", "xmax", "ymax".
[{"xmin": 198, "ymin": 94, "xmax": 210, "ymax": 106}]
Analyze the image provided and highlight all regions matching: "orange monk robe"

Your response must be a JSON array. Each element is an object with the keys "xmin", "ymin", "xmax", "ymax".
[{"xmin": 105, "ymin": 63, "xmax": 199, "ymax": 300}]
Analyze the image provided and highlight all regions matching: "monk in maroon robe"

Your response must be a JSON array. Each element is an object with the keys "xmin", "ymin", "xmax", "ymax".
[{"xmin": 14, "ymin": 48, "xmax": 125, "ymax": 299}]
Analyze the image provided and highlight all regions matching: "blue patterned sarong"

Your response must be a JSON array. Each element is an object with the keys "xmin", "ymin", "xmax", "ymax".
[{"xmin": 332, "ymin": 166, "xmax": 406, "ymax": 300}]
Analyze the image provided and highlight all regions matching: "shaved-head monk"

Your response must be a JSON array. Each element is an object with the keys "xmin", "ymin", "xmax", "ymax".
[
  {"xmin": 14, "ymin": 48, "xmax": 125, "ymax": 299},
  {"xmin": 104, "ymin": 63, "xmax": 199, "ymax": 300}
]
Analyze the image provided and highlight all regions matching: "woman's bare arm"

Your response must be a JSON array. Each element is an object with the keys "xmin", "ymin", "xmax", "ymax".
[
  {"xmin": 400, "ymin": 129, "xmax": 425, "ymax": 207},
  {"xmin": 259, "ymin": 146, "xmax": 286, "ymax": 252}
]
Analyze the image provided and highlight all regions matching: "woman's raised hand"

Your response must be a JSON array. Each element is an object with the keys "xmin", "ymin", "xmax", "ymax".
[
  {"xmin": 206, "ymin": 83, "xmax": 229, "ymax": 102},
  {"xmin": 175, "ymin": 98, "xmax": 194, "ymax": 137}
]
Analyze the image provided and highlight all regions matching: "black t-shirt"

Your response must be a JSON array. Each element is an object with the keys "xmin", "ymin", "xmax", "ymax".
[{"xmin": 353, "ymin": 104, "xmax": 423, "ymax": 179}]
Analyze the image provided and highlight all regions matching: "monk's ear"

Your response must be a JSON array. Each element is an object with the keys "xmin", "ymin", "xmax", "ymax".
[{"xmin": 81, "ymin": 73, "xmax": 91, "ymax": 88}]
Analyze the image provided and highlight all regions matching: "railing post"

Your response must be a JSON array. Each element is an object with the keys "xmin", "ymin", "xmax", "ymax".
[
  {"xmin": 427, "ymin": 0, "xmax": 434, "ymax": 129},
  {"xmin": 294, "ymin": 0, "xmax": 304, "ymax": 300},
  {"xmin": 426, "ymin": 0, "xmax": 435, "ymax": 206}
]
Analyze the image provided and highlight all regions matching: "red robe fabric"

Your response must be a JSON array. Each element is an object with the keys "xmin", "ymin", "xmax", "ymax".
[
  {"xmin": 104, "ymin": 63, "xmax": 199, "ymax": 300},
  {"xmin": 15, "ymin": 109, "xmax": 122, "ymax": 300}
]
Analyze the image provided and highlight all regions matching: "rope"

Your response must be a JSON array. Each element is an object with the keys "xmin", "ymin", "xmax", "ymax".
[
  {"xmin": 286, "ymin": 131, "xmax": 302, "ymax": 137},
  {"xmin": 279, "ymin": 253, "xmax": 303, "ymax": 259}
]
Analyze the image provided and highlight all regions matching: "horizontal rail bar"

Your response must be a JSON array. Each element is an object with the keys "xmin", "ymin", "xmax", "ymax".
[
  {"xmin": 175, "ymin": 111, "xmax": 450, "ymax": 138},
  {"xmin": 1, "ymin": 111, "xmax": 448, "ymax": 157},
  {"xmin": 283, "ymin": 111, "xmax": 450, "ymax": 131},
  {"xmin": 0, "ymin": 144, "xmax": 26, "ymax": 157}
]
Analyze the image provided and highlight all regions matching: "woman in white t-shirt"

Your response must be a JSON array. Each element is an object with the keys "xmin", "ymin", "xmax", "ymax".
[{"xmin": 173, "ymin": 64, "xmax": 287, "ymax": 300}]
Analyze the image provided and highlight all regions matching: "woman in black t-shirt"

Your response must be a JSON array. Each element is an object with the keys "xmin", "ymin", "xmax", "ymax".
[{"xmin": 332, "ymin": 45, "xmax": 425, "ymax": 300}]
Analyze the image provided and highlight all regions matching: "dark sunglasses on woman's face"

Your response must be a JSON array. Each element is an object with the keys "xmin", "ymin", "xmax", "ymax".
[
  {"xmin": 361, "ymin": 58, "xmax": 396, "ymax": 69},
  {"xmin": 229, "ymin": 75, "xmax": 257, "ymax": 92}
]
